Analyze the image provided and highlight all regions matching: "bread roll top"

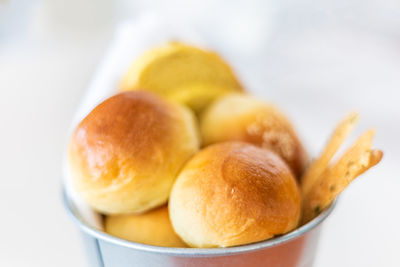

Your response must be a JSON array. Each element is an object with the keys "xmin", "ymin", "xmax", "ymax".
[
  {"xmin": 169, "ymin": 142, "xmax": 301, "ymax": 248},
  {"xmin": 69, "ymin": 91, "xmax": 199, "ymax": 214},
  {"xmin": 200, "ymin": 94, "xmax": 308, "ymax": 178}
]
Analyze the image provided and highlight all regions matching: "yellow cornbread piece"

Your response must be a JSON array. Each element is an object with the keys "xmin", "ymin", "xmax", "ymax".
[{"xmin": 120, "ymin": 42, "xmax": 244, "ymax": 113}]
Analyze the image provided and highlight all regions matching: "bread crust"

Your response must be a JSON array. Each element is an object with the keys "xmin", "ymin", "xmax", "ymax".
[
  {"xmin": 69, "ymin": 91, "xmax": 199, "ymax": 214},
  {"xmin": 105, "ymin": 205, "xmax": 187, "ymax": 247},
  {"xmin": 200, "ymin": 94, "xmax": 308, "ymax": 178},
  {"xmin": 169, "ymin": 142, "xmax": 301, "ymax": 248}
]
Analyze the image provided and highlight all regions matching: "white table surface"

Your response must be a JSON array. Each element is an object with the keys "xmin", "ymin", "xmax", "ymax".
[{"xmin": 1, "ymin": 2, "xmax": 399, "ymax": 267}]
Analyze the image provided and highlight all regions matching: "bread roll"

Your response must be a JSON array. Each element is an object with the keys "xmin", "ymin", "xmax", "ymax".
[
  {"xmin": 68, "ymin": 91, "xmax": 200, "ymax": 214},
  {"xmin": 120, "ymin": 42, "xmax": 243, "ymax": 113},
  {"xmin": 200, "ymin": 94, "xmax": 308, "ymax": 178},
  {"xmin": 105, "ymin": 206, "xmax": 187, "ymax": 247},
  {"xmin": 169, "ymin": 142, "xmax": 301, "ymax": 248}
]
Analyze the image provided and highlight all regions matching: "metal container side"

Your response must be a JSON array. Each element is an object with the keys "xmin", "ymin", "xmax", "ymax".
[{"xmin": 63, "ymin": 188, "xmax": 336, "ymax": 267}]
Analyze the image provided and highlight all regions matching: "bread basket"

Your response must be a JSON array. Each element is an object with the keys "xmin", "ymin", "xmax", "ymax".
[{"xmin": 62, "ymin": 16, "xmax": 336, "ymax": 267}]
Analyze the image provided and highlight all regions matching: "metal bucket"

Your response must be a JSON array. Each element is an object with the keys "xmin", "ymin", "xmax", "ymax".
[{"xmin": 63, "ymin": 188, "xmax": 336, "ymax": 267}]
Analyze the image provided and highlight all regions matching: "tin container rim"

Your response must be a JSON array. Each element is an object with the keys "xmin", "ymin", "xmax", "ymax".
[{"xmin": 63, "ymin": 187, "xmax": 336, "ymax": 257}]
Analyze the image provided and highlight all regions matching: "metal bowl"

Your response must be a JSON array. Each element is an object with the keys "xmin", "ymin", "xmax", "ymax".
[{"xmin": 63, "ymin": 188, "xmax": 336, "ymax": 267}]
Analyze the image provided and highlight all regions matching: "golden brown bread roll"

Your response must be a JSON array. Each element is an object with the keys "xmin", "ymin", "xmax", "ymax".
[
  {"xmin": 68, "ymin": 91, "xmax": 200, "ymax": 214},
  {"xmin": 200, "ymin": 94, "xmax": 308, "ymax": 178},
  {"xmin": 105, "ymin": 206, "xmax": 187, "ymax": 247},
  {"xmin": 120, "ymin": 42, "xmax": 244, "ymax": 114},
  {"xmin": 169, "ymin": 142, "xmax": 301, "ymax": 248}
]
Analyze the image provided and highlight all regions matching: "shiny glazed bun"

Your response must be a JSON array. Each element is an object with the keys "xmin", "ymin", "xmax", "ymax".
[
  {"xmin": 105, "ymin": 206, "xmax": 187, "ymax": 247},
  {"xmin": 169, "ymin": 142, "xmax": 301, "ymax": 248},
  {"xmin": 120, "ymin": 42, "xmax": 243, "ymax": 113},
  {"xmin": 68, "ymin": 91, "xmax": 200, "ymax": 214},
  {"xmin": 200, "ymin": 94, "xmax": 308, "ymax": 178}
]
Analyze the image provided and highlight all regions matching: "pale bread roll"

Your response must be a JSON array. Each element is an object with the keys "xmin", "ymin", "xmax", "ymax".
[
  {"xmin": 200, "ymin": 94, "xmax": 308, "ymax": 178},
  {"xmin": 105, "ymin": 206, "xmax": 187, "ymax": 247}
]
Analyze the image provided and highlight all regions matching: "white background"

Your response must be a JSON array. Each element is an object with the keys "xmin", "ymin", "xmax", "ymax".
[{"xmin": 1, "ymin": 1, "xmax": 399, "ymax": 266}]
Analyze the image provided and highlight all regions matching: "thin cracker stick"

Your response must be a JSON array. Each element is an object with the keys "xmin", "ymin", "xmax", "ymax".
[
  {"xmin": 356, "ymin": 149, "xmax": 383, "ymax": 176},
  {"xmin": 301, "ymin": 112, "xmax": 359, "ymax": 195},
  {"xmin": 301, "ymin": 129, "xmax": 382, "ymax": 223}
]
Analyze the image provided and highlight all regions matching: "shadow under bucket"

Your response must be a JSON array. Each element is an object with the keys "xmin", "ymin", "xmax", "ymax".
[{"xmin": 63, "ymin": 188, "xmax": 336, "ymax": 267}]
